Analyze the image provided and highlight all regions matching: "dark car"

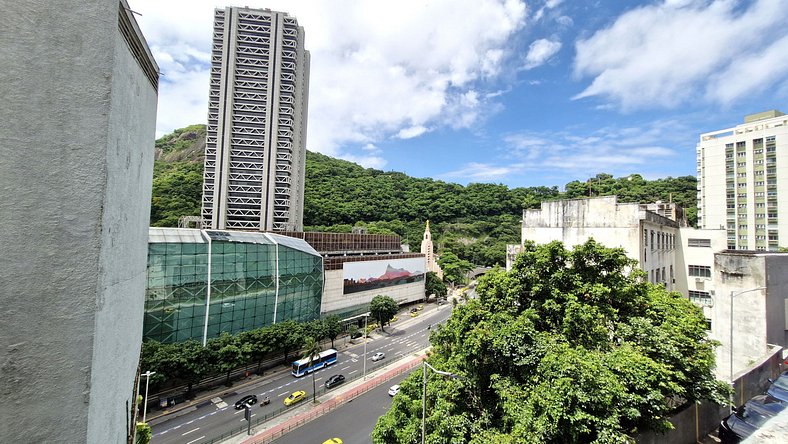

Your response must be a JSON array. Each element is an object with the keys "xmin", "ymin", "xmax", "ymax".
[
  {"xmin": 718, "ymin": 394, "xmax": 785, "ymax": 442},
  {"xmin": 325, "ymin": 374, "xmax": 346, "ymax": 389},
  {"xmin": 234, "ymin": 394, "xmax": 258, "ymax": 410},
  {"xmin": 767, "ymin": 370, "xmax": 788, "ymax": 402}
]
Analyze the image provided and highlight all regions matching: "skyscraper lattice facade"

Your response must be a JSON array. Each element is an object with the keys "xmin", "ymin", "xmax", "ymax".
[{"xmin": 202, "ymin": 7, "xmax": 309, "ymax": 231}]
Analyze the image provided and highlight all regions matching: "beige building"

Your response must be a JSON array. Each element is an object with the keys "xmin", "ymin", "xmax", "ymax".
[
  {"xmin": 202, "ymin": 7, "xmax": 310, "ymax": 232},
  {"xmin": 515, "ymin": 196, "xmax": 681, "ymax": 292},
  {"xmin": 420, "ymin": 221, "xmax": 443, "ymax": 278},
  {"xmin": 697, "ymin": 110, "xmax": 788, "ymax": 251}
]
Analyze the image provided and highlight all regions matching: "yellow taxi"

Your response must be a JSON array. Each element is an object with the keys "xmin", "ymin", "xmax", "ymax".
[
  {"xmin": 322, "ymin": 439, "xmax": 343, "ymax": 444},
  {"xmin": 283, "ymin": 390, "xmax": 306, "ymax": 406}
]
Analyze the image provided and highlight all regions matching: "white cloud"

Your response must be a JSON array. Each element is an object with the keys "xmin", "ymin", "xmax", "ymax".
[
  {"xmin": 573, "ymin": 0, "xmax": 788, "ymax": 109},
  {"xmin": 396, "ymin": 126, "xmax": 429, "ymax": 139},
  {"xmin": 440, "ymin": 162, "xmax": 522, "ymax": 181},
  {"xmin": 338, "ymin": 153, "xmax": 387, "ymax": 170},
  {"xmin": 522, "ymin": 39, "xmax": 562, "ymax": 70},
  {"xmin": 130, "ymin": 0, "xmax": 527, "ymax": 159}
]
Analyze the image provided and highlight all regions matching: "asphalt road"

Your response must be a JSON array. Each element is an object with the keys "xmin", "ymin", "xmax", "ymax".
[
  {"xmin": 150, "ymin": 304, "xmax": 451, "ymax": 444},
  {"xmin": 270, "ymin": 373, "xmax": 411, "ymax": 444}
]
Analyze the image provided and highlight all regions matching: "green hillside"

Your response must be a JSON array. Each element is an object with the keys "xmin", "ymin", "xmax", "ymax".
[{"xmin": 150, "ymin": 124, "xmax": 698, "ymax": 267}]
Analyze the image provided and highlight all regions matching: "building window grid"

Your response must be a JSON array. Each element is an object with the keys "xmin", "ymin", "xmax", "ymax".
[{"xmin": 688, "ymin": 265, "xmax": 712, "ymax": 278}]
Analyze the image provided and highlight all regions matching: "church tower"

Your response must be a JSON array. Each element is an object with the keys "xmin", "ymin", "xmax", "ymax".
[{"xmin": 420, "ymin": 221, "xmax": 443, "ymax": 278}]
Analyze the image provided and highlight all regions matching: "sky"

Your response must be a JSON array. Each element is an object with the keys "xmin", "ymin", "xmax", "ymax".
[{"xmin": 130, "ymin": 0, "xmax": 788, "ymax": 189}]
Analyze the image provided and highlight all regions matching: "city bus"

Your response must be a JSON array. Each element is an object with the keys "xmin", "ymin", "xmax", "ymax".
[{"xmin": 291, "ymin": 348, "xmax": 338, "ymax": 377}]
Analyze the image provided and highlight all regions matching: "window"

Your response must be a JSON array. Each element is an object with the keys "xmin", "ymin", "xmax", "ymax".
[
  {"xmin": 688, "ymin": 290, "xmax": 711, "ymax": 304},
  {"xmin": 756, "ymin": 213, "xmax": 766, "ymax": 219},
  {"xmin": 737, "ymin": 172, "xmax": 747, "ymax": 178},
  {"xmin": 644, "ymin": 229, "xmax": 648, "ymax": 247},
  {"xmin": 739, "ymin": 225, "xmax": 748, "ymax": 230},
  {"xmin": 739, "ymin": 235, "xmax": 748, "ymax": 240},
  {"xmin": 688, "ymin": 238, "xmax": 711, "ymax": 248},
  {"xmin": 738, "ymin": 182, "xmax": 747, "ymax": 188},
  {"xmin": 737, "ymin": 162, "xmax": 747, "ymax": 167},
  {"xmin": 755, "ymin": 181, "xmax": 764, "ymax": 186},
  {"xmin": 738, "ymin": 193, "xmax": 747, "ymax": 198},
  {"xmin": 688, "ymin": 265, "xmax": 712, "ymax": 278},
  {"xmin": 736, "ymin": 141, "xmax": 746, "ymax": 148},
  {"xmin": 755, "ymin": 192, "xmax": 764, "ymax": 197},
  {"xmin": 738, "ymin": 204, "xmax": 747, "ymax": 209},
  {"xmin": 651, "ymin": 230, "xmax": 654, "ymax": 248},
  {"xmin": 737, "ymin": 152, "xmax": 746, "ymax": 157},
  {"xmin": 756, "ymin": 203, "xmax": 766, "ymax": 208}
]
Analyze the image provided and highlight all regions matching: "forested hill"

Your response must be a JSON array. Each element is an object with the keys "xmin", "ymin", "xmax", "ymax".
[{"xmin": 150, "ymin": 124, "xmax": 698, "ymax": 266}]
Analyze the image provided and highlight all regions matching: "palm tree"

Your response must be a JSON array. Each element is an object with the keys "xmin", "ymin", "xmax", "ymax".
[{"xmin": 301, "ymin": 336, "xmax": 322, "ymax": 403}]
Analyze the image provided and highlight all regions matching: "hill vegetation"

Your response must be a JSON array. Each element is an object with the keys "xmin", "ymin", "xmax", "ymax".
[{"xmin": 150, "ymin": 124, "xmax": 698, "ymax": 267}]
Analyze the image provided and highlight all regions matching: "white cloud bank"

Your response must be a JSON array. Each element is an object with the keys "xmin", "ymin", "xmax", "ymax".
[
  {"xmin": 522, "ymin": 39, "xmax": 562, "ymax": 70},
  {"xmin": 573, "ymin": 0, "xmax": 788, "ymax": 109},
  {"xmin": 130, "ymin": 0, "xmax": 527, "ymax": 157}
]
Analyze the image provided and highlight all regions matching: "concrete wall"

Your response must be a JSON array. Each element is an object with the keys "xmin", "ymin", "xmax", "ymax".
[
  {"xmin": 676, "ymin": 227, "xmax": 727, "ymax": 319},
  {"xmin": 0, "ymin": 1, "xmax": 157, "ymax": 442},
  {"xmin": 765, "ymin": 255, "xmax": 788, "ymax": 353},
  {"xmin": 322, "ymin": 268, "xmax": 425, "ymax": 314}
]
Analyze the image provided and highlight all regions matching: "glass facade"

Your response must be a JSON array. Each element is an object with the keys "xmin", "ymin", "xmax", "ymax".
[{"xmin": 144, "ymin": 228, "xmax": 323, "ymax": 343}]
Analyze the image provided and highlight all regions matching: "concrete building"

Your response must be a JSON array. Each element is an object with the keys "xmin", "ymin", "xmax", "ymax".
[
  {"xmin": 0, "ymin": 1, "xmax": 158, "ymax": 442},
  {"xmin": 697, "ymin": 110, "xmax": 788, "ymax": 251},
  {"xmin": 515, "ymin": 196, "xmax": 681, "ymax": 292},
  {"xmin": 202, "ymin": 7, "xmax": 310, "ymax": 232},
  {"xmin": 712, "ymin": 251, "xmax": 788, "ymax": 380}
]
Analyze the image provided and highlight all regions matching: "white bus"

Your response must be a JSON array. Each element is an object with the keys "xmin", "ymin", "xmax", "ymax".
[{"xmin": 291, "ymin": 348, "xmax": 338, "ymax": 377}]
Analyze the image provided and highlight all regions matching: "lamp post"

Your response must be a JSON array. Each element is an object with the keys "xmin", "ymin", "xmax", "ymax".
[
  {"xmin": 422, "ymin": 361, "xmax": 462, "ymax": 444},
  {"xmin": 362, "ymin": 312, "xmax": 369, "ymax": 380},
  {"xmin": 141, "ymin": 370, "xmax": 156, "ymax": 423},
  {"xmin": 729, "ymin": 286, "xmax": 766, "ymax": 413}
]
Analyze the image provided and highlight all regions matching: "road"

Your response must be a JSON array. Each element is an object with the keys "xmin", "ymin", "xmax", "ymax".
[
  {"xmin": 150, "ymin": 305, "xmax": 451, "ymax": 444},
  {"xmin": 271, "ymin": 373, "xmax": 411, "ymax": 444}
]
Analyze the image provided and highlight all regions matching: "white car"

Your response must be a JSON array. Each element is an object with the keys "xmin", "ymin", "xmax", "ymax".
[
  {"xmin": 388, "ymin": 385, "xmax": 400, "ymax": 396},
  {"xmin": 371, "ymin": 352, "xmax": 385, "ymax": 362}
]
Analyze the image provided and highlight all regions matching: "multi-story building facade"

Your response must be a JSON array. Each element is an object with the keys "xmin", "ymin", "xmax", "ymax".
[
  {"xmin": 697, "ymin": 110, "xmax": 788, "ymax": 251},
  {"xmin": 1, "ymin": 1, "xmax": 159, "ymax": 441},
  {"xmin": 202, "ymin": 7, "xmax": 310, "ymax": 232}
]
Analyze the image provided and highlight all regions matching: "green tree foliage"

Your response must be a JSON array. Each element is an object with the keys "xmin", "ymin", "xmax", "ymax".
[
  {"xmin": 323, "ymin": 314, "xmax": 343, "ymax": 348},
  {"xmin": 373, "ymin": 240, "xmax": 728, "ymax": 443},
  {"xmin": 207, "ymin": 333, "xmax": 249, "ymax": 386},
  {"xmin": 369, "ymin": 295, "xmax": 399, "ymax": 332},
  {"xmin": 438, "ymin": 251, "xmax": 473, "ymax": 285},
  {"xmin": 150, "ymin": 125, "xmax": 701, "ymax": 264},
  {"xmin": 425, "ymin": 271, "xmax": 448, "ymax": 299},
  {"xmin": 135, "ymin": 422, "xmax": 152, "ymax": 444},
  {"xmin": 302, "ymin": 336, "xmax": 322, "ymax": 403}
]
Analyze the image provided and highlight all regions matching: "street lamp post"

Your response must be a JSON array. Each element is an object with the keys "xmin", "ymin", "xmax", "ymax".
[
  {"xmin": 422, "ymin": 361, "xmax": 462, "ymax": 444},
  {"xmin": 729, "ymin": 286, "xmax": 766, "ymax": 413},
  {"xmin": 141, "ymin": 370, "xmax": 156, "ymax": 423},
  {"xmin": 362, "ymin": 312, "xmax": 369, "ymax": 380}
]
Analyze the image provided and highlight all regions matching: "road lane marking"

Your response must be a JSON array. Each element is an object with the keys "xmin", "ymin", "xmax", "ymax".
[
  {"xmin": 186, "ymin": 420, "xmax": 194, "ymax": 424},
  {"xmin": 186, "ymin": 436, "xmax": 205, "ymax": 444},
  {"xmin": 182, "ymin": 427, "xmax": 200, "ymax": 436},
  {"xmin": 315, "ymin": 377, "xmax": 322, "ymax": 381},
  {"xmin": 349, "ymin": 370, "xmax": 358, "ymax": 374},
  {"xmin": 278, "ymin": 391, "xmax": 288, "ymax": 397}
]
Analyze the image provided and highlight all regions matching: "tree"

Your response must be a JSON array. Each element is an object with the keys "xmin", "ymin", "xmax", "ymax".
[
  {"xmin": 207, "ymin": 333, "xmax": 248, "ymax": 387},
  {"xmin": 425, "ymin": 271, "xmax": 448, "ymax": 300},
  {"xmin": 369, "ymin": 295, "xmax": 399, "ymax": 332},
  {"xmin": 323, "ymin": 315, "xmax": 343, "ymax": 348},
  {"xmin": 438, "ymin": 250, "xmax": 472, "ymax": 285},
  {"xmin": 302, "ymin": 336, "xmax": 322, "ymax": 403},
  {"xmin": 373, "ymin": 239, "xmax": 729, "ymax": 443},
  {"xmin": 135, "ymin": 423, "xmax": 152, "ymax": 444}
]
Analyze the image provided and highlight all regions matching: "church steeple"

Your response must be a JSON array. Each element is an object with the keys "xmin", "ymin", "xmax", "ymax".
[{"xmin": 420, "ymin": 220, "xmax": 442, "ymax": 278}]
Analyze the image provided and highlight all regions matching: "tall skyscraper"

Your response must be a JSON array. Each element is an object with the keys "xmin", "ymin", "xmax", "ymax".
[
  {"xmin": 202, "ymin": 7, "xmax": 310, "ymax": 231},
  {"xmin": 697, "ymin": 110, "xmax": 788, "ymax": 250}
]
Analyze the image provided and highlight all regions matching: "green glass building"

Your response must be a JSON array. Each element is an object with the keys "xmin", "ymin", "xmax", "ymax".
[{"xmin": 144, "ymin": 228, "xmax": 323, "ymax": 344}]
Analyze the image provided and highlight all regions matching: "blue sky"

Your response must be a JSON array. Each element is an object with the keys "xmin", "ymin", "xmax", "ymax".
[{"xmin": 132, "ymin": 0, "xmax": 788, "ymax": 189}]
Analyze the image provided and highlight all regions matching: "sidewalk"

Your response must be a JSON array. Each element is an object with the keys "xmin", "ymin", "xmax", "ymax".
[
  {"xmin": 226, "ymin": 350, "xmax": 428, "ymax": 444},
  {"xmin": 147, "ymin": 302, "xmax": 440, "ymax": 427}
]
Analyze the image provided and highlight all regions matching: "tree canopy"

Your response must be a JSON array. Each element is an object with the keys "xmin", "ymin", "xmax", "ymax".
[
  {"xmin": 149, "ymin": 125, "xmax": 701, "ymax": 268},
  {"xmin": 373, "ymin": 240, "xmax": 728, "ymax": 443},
  {"xmin": 369, "ymin": 295, "xmax": 399, "ymax": 332}
]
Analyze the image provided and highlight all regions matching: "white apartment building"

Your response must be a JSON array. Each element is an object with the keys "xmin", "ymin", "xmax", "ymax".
[
  {"xmin": 202, "ymin": 7, "xmax": 310, "ymax": 231},
  {"xmin": 515, "ymin": 196, "xmax": 682, "ymax": 292},
  {"xmin": 697, "ymin": 110, "xmax": 788, "ymax": 251}
]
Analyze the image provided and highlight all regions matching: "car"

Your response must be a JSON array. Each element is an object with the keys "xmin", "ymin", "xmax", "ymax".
[
  {"xmin": 410, "ymin": 307, "xmax": 419, "ymax": 313},
  {"xmin": 322, "ymin": 439, "xmax": 343, "ymax": 444},
  {"xmin": 718, "ymin": 394, "xmax": 785, "ymax": 442},
  {"xmin": 234, "ymin": 394, "xmax": 258, "ymax": 409},
  {"xmin": 388, "ymin": 385, "xmax": 400, "ymax": 396},
  {"xmin": 325, "ymin": 374, "xmax": 346, "ymax": 389},
  {"xmin": 284, "ymin": 390, "xmax": 306, "ymax": 406},
  {"xmin": 410, "ymin": 311, "xmax": 419, "ymax": 317},
  {"xmin": 417, "ymin": 304, "xmax": 424, "ymax": 310},
  {"xmin": 371, "ymin": 352, "xmax": 385, "ymax": 361},
  {"xmin": 767, "ymin": 370, "xmax": 788, "ymax": 402}
]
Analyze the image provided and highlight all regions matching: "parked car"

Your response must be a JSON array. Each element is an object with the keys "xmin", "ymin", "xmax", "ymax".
[
  {"xmin": 719, "ymin": 394, "xmax": 785, "ymax": 442},
  {"xmin": 325, "ymin": 374, "xmax": 346, "ymax": 389},
  {"xmin": 388, "ymin": 385, "xmax": 400, "ymax": 396},
  {"xmin": 767, "ymin": 370, "xmax": 788, "ymax": 402},
  {"xmin": 284, "ymin": 390, "xmax": 306, "ymax": 406},
  {"xmin": 410, "ymin": 307, "xmax": 419, "ymax": 313},
  {"xmin": 371, "ymin": 352, "xmax": 385, "ymax": 361},
  {"xmin": 234, "ymin": 394, "xmax": 258, "ymax": 410}
]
